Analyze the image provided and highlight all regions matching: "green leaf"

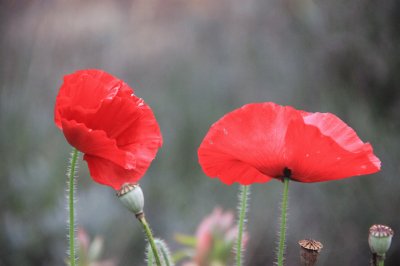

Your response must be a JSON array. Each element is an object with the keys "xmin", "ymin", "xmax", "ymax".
[{"xmin": 174, "ymin": 234, "xmax": 197, "ymax": 247}]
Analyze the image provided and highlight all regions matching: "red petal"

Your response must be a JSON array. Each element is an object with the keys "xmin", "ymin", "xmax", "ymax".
[
  {"xmin": 61, "ymin": 119, "xmax": 136, "ymax": 169},
  {"xmin": 198, "ymin": 152, "xmax": 271, "ymax": 185},
  {"xmin": 198, "ymin": 103, "xmax": 301, "ymax": 184},
  {"xmin": 198, "ymin": 102, "xmax": 381, "ymax": 185},
  {"xmin": 55, "ymin": 69, "xmax": 163, "ymax": 189},
  {"xmin": 83, "ymin": 97, "xmax": 143, "ymax": 142},
  {"xmin": 84, "ymin": 155, "xmax": 144, "ymax": 190},
  {"xmin": 303, "ymin": 113, "xmax": 381, "ymax": 165},
  {"xmin": 119, "ymin": 129, "xmax": 162, "ymax": 185},
  {"xmin": 117, "ymin": 101, "xmax": 163, "ymax": 148},
  {"xmin": 55, "ymin": 69, "xmax": 125, "ymax": 128},
  {"xmin": 83, "ymin": 95, "xmax": 162, "ymax": 148},
  {"xmin": 284, "ymin": 118, "xmax": 381, "ymax": 182}
]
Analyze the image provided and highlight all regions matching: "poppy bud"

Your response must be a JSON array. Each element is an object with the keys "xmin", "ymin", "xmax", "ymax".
[
  {"xmin": 117, "ymin": 183, "xmax": 144, "ymax": 216},
  {"xmin": 368, "ymin": 224, "xmax": 394, "ymax": 256}
]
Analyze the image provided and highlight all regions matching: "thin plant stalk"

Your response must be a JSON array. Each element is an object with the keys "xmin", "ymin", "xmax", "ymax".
[
  {"xmin": 146, "ymin": 238, "xmax": 173, "ymax": 266},
  {"xmin": 147, "ymin": 251, "xmax": 154, "ymax": 266},
  {"xmin": 158, "ymin": 241, "xmax": 172, "ymax": 266},
  {"xmin": 277, "ymin": 177, "xmax": 290, "ymax": 266},
  {"xmin": 138, "ymin": 215, "xmax": 162, "ymax": 266},
  {"xmin": 236, "ymin": 185, "xmax": 250, "ymax": 266},
  {"xmin": 372, "ymin": 256, "xmax": 385, "ymax": 266},
  {"xmin": 67, "ymin": 148, "xmax": 79, "ymax": 266},
  {"xmin": 371, "ymin": 254, "xmax": 386, "ymax": 266}
]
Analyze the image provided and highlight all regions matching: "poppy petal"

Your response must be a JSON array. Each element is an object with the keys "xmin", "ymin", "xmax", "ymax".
[
  {"xmin": 55, "ymin": 70, "xmax": 123, "ymax": 128},
  {"xmin": 117, "ymin": 102, "xmax": 163, "ymax": 147},
  {"xmin": 55, "ymin": 69, "xmax": 162, "ymax": 189},
  {"xmin": 61, "ymin": 119, "xmax": 136, "ymax": 169},
  {"xmin": 284, "ymin": 120, "xmax": 381, "ymax": 182},
  {"xmin": 84, "ymin": 155, "xmax": 142, "ymax": 190},
  {"xmin": 199, "ymin": 153, "xmax": 272, "ymax": 185},
  {"xmin": 198, "ymin": 102, "xmax": 381, "ymax": 185},
  {"xmin": 303, "ymin": 112, "xmax": 381, "ymax": 168},
  {"xmin": 120, "ymin": 137, "xmax": 162, "ymax": 181},
  {"xmin": 198, "ymin": 103, "xmax": 302, "ymax": 184},
  {"xmin": 84, "ymin": 97, "xmax": 144, "ymax": 142}
]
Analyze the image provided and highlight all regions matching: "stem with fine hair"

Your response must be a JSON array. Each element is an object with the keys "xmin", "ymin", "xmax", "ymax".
[
  {"xmin": 138, "ymin": 215, "xmax": 162, "ymax": 266},
  {"xmin": 67, "ymin": 148, "xmax": 79, "ymax": 266},
  {"xmin": 277, "ymin": 177, "xmax": 290, "ymax": 266},
  {"xmin": 236, "ymin": 185, "xmax": 250, "ymax": 266},
  {"xmin": 146, "ymin": 238, "xmax": 173, "ymax": 266},
  {"xmin": 147, "ymin": 251, "xmax": 154, "ymax": 266}
]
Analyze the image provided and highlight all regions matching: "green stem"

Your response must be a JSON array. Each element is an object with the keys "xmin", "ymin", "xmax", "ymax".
[
  {"xmin": 277, "ymin": 177, "xmax": 290, "ymax": 266},
  {"xmin": 139, "ymin": 216, "xmax": 162, "ymax": 266},
  {"xmin": 68, "ymin": 148, "xmax": 79, "ymax": 266},
  {"xmin": 378, "ymin": 258, "xmax": 384, "ymax": 266},
  {"xmin": 147, "ymin": 250, "xmax": 154, "ymax": 266},
  {"xmin": 159, "ymin": 243, "xmax": 171, "ymax": 266},
  {"xmin": 236, "ymin": 185, "xmax": 250, "ymax": 266}
]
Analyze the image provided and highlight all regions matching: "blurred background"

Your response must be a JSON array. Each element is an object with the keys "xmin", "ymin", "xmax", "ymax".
[{"xmin": 1, "ymin": 0, "xmax": 399, "ymax": 265}]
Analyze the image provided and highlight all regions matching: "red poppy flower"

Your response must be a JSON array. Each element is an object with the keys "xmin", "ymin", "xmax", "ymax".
[
  {"xmin": 198, "ymin": 102, "xmax": 381, "ymax": 185},
  {"xmin": 55, "ymin": 69, "xmax": 162, "ymax": 190}
]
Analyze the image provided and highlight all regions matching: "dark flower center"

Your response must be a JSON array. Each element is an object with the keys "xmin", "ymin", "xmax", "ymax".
[{"xmin": 283, "ymin": 167, "xmax": 292, "ymax": 179}]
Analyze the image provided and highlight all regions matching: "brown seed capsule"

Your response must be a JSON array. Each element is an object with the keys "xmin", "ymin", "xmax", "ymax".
[
  {"xmin": 299, "ymin": 239, "xmax": 323, "ymax": 266},
  {"xmin": 117, "ymin": 183, "xmax": 138, "ymax": 197}
]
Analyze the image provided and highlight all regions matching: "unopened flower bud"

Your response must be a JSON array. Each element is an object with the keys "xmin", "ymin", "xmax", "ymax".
[
  {"xmin": 368, "ymin": 224, "xmax": 394, "ymax": 256},
  {"xmin": 117, "ymin": 183, "xmax": 144, "ymax": 215}
]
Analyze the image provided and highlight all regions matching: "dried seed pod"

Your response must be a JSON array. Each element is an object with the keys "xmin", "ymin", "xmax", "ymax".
[{"xmin": 299, "ymin": 239, "xmax": 323, "ymax": 266}]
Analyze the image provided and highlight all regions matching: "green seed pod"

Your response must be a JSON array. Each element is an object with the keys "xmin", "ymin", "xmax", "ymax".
[
  {"xmin": 117, "ymin": 183, "xmax": 144, "ymax": 215},
  {"xmin": 368, "ymin": 224, "xmax": 394, "ymax": 256}
]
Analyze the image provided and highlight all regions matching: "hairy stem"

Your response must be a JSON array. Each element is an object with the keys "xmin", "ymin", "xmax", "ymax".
[
  {"xmin": 277, "ymin": 177, "xmax": 290, "ymax": 266},
  {"xmin": 158, "ymin": 242, "xmax": 172, "ymax": 266},
  {"xmin": 139, "ymin": 215, "xmax": 162, "ymax": 266},
  {"xmin": 146, "ymin": 238, "xmax": 173, "ymax": 266},
  {"xmin": 147, "ymin": 250, "xmax": 154, "ymax": 266},
  {"xmin": 67, "ymin": 148, "xmax": 79, "ymax": 266},
  {"xmin": 236, "ymin": 185, "xmax": 250, "ymax": 266}
]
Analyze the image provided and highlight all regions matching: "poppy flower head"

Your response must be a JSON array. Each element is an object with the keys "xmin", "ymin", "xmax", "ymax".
[
  {"xmin": 55, "ymin": 69, "xmax": 162, "ymax": 190},
  {"xmin": 198, "ymin": 102, "xmax": 381, "ymax": 185}
]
